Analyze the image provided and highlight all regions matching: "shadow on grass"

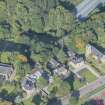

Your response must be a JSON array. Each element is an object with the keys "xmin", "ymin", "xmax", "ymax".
[
  {"xmin": 0, "ymin": 39, "xmax": 30, "ymax": 57},
  {"xmin": 64, "ymin": 72, "xmax": 75, "ymax": 91},
  {"xmin": 47, "ymin": 97, "xmax": 62, "ymax": 105},
  {"xmin": 21, "ymin": 29, "xmax": 59, "ymax": 46}
]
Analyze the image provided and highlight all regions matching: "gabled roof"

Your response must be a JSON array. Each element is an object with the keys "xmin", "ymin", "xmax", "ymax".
[
  {"xmin": 0, "ymin": 63, "xmax": 13, "ymax": 75},
  {"xmin": 76, "ymin": 0, "xmax": 105, "ymax": 19},
  {"xmin": 67, "ymin": 49, "xmax": 84, "ymax": 64},
  {"xmin": 48, "ymin": 58, "xmax": 60, "ymax": 69},
  {"xmin": 21, "ymin": 78, "xmax": 34, "ymax": 90},
  {"xmin": 71, "ymin": 55, "xmax": 84, "ymax": 64},
  {"xmin": 29, "ymin": 70, "xmax": 43, "ymax": 80},
  {"xmin": 53, "ymin": 65, "xmax": 67, "ymax": 74},
  {"xmin": 67, "ymin": 48, "xmax": 75, "ymax": 58},
  {"xmin": 87, "ymin": 44, "xmax": 104, "ymax": 58}
]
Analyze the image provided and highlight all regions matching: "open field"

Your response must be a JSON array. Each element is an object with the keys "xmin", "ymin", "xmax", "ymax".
[
  {"xmin": 1, "ymin": 84, "xmax": 16, "ymax": 93},
  {"xmin": 74, "ymin": 76, "xmax": 86, "ymax": 90},
  {"xmin": 87, "ymin": 57, "xmax": 105, "ymax": 75},
  {"xmin": 71, "ymin": 66, "xmax": 97, "ymax": 90},
  {"xmin": 78, "ymin": 69, "xmax": 97, "ymax": 83},
  {"xmin": 23, "ymin": 97, "xmax": 34, "ymax": 105}
]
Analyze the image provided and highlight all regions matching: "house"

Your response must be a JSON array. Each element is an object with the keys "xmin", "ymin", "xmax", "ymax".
[
  {"xmin": 47, "ymin": 58, "xmax": 60, "ymax": 70},
  {"xmin": 42, "ymin": 71, "xmax": 53, "ymax": 84},
  {"xmin": 29, "ymin": 70, "xmax": 43, "ymax": 81},
  {"xmin": 48, "ymin": 57, "xmax": 69, "ymax": 76},
  {"xmin": 76, "ymin": 0, "xmax": 105, "ymax": 20},
  {"xmin": 69, "ymin": 55, "xmax": 85, "ymax": 68},
  {"xmin": 67, "ymin": 49, "xmax": 84, "ymax": 68},
  {"xmin": 21, "ymin": 69, "xmax": 53, "ymax": 94},
  {"xmin": 21, "ymin": 69, "xmax": 43, "ymax": 94},
  {"xmin": 86, "ymin": 44, "xmax": 105, "ymax": 63},
  {"xmin": 21, "ymin": 77, "xmax": 35, "ymax": 95},
  {"xmin": 0, "ymin": 63, "xmax": 15, "ymax": 81},
  {"xmin": 53, "ymin": 65, "xmax": 68, "ymax": 76}
]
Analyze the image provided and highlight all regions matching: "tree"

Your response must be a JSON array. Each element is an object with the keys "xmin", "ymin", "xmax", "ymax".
[
  {"xmin": 32, "ymin": 94, "xmax": 41, "ymax": 105},
  {"xmin": 45, "ymin": 5, "xmax": 74, "ymax": 38},
  {"xmin": 69, "ymin": 90, "xmax": 80, "ymax": 105},
  {"xmin": 37, "ymin": 77, "xmax": 48, "ymax": 89},
  {"xmin": 47, "ymin": 97, "xmax": 62, "ymax": 105},
  {"xmin": 0, "ymin": 100, "xmax": 12, "ymax": 105},
  {"xmin": 69, "ymin": 96, "xmax": 78, "ymax": 105},
  {"xmin": 17, "ymin": 54, "xmax": 28, "ymax": 63},
  {"xmin": 57, "ymin": 82, "xmax": 70, "ymax": 97}
]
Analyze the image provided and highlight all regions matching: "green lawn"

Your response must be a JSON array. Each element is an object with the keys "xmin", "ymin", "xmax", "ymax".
[
  {"xmin": 79, "ymin": 69, "xmax": 97, "ymax": 83},
  {"xmin": 23, "ymin": 97, "xmax": 34, "ymax": 105},
  {"xmin": 74, "ymin": 77, "xmax": 86, "ymax": 90},
  {"xmin": 87, "ymin": 57, "xmax": 105, "ymax": 75},
  {"xmin": 1, "ymin": 84, "xmax": 15, "ymax": 93},
  {"xmin": 74, "ymin": 69, "xmax": 97, "ymax": 90}
]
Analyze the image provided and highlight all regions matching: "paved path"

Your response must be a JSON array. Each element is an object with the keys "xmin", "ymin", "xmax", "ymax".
[
  {"xmin": 72, "ymin": 65, "xmax": 86, "ymax": 73},
  {"xmin": 86, "ymin": 65, "xmax": 100, "ymax": 78},
  {"xmin": 22, "ymin": 88, "xmax": 39, "ymax": 101},
  {"xmin": 79, "ymin": 76, "xmax": 105, "ymax": 97},
  {"xmin": 61, "ymin": 95, "xmax": 70, "ymax": 105},
  {"xmin": 89, "ymin": 88, "xmax": 105, "ymax": 99},
  {"xmin": 72, "ymin": 64, "xmax": 100, "ymax": 78}
]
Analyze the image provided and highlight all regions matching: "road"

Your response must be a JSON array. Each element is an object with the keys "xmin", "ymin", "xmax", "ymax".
[{"xmin": 79, "ymin": 76, "xmax": 105, "ymax": 97}]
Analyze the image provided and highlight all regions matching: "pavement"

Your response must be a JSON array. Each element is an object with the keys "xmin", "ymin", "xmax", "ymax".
[
  {"xmin": 72, "ymin": 64, "xmax": 100, "ymax": 78},
  {"xmin": 86, "ymin": 65, "xmax": 100, "ymax": 78},
  {"xmin": 79, "ymin": 76, "xmax": 105, "ymax": 97}
]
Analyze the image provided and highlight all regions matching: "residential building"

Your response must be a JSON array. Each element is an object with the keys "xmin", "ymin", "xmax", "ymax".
[
  {"xmin": 21, "ymin": 77, "xmax": 35, "ymax": 95},
  {"xmin": 69, "ymin": 56, "xmax": 85, "ymax": 68},
  {"xmin": 86, "ymin": 44, "xmax": 105, "ymax": 63},
  {"xmin": 21, "ymin": 69, "xmax": 43, "ymax": 94},
  {"xmin": 76, "ymin": 0, "xmax": 105, "ymax": 20},
  {"xmin": 0, "ymin": 63, "xmax": 15, "ymax": 81},
  {"xmin": 47, "ymin": 58, "xmax": 60, "ymax": 70},
  {"xmin": 42, "ymin": 71, "xmax": 53, "ymax": 83},
  {"xmin": 53, "ymin": 65, "xmax": 68, "ymax": 76},
  {"xmin": 47, "ymin": 58, "xmax": 68, "ymax": 77},
  {"xmin": 67, "ymin": 49, "xmax": 84, "ymax": 68},
  {"xmin": 21, "ymin": 69, "xmax": 53, "ymax": 94}
]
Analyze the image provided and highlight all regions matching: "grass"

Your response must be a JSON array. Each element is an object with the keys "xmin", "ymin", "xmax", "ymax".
[
  {"xmin": 23, "ymin": 97, "xmax": 34, "ymax": 105},
  {"xmin": 77, "ymin": 85, "xmax": 105, "ymax": 105},
  {"xmin": 74, "ymin": 77, "xmax": 86, "ymax": 90},
  {"xmin": 78, "ymin": 84, "xmax": 105, "ymax": 105},
  {"xmin": 1, "ymin": 84, "xmax": 16, "ymax": 93},
  {"xmin": 87, "ymin": 57, "xmax": 105, "ymax": 75},
  {"xmin": 73, "ymin": 68, "xmax": 97, "ymax": 90},
  {"xmin": 79, "ymin": 69, "xmax": 97, "ymax": 83}
]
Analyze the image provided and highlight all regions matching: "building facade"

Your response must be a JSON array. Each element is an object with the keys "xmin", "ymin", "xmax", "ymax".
[
  {"xmin": 0, "ymin": 63, "xmax": 15, "ymax": 81},
  {"xmin": 86, "ymin": 44, "xmax": 105, "ymax": 63}
]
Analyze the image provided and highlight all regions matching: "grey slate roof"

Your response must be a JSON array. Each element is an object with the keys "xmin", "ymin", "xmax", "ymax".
[
  {"xmin": 67, "ymin": 48, "xmax": 75, "ymax": 58},
  {"xmin": 0, "ymin": 63, "xmax": 13, "ymax": 75},
  {"xmin": 71, "ymin": 55, "xmax": 84, "ymax": 64},
  {"xmin": 76, "ymin": 0, "xmax": 105, "ymax": 19},
  {"xmin": 87, "ymin": 44, "xmax": 104, "ymax": 59},
  {"xmin": 21, "ymin": 78, "xmax": 34, "ymax": 90},
  {"xmin": 67, "ymin": 49, "xmax": 84, "ymax": 64},
  {"xmin": 48, "ymin": 58, "xmax": 60, "ymax": 69}
]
